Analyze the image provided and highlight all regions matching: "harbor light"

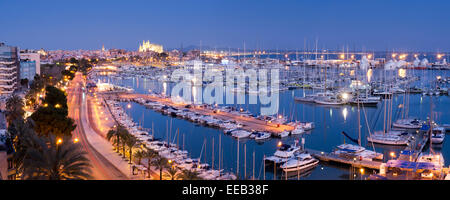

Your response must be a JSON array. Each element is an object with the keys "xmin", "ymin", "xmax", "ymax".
[
  {"xmin": 340, "ymin": 54, "xmax": 345, "ymax": 59},
  {"xmin": 277, "ymin": 141, "xmax": 282, "ymax": 147},
  {"xmin": 55, "ymin": 104, "xmax": 61, "ymax": 108},
  {"xmin": 437, "ymin": 54, "xmax": 444, "ymax": 59},
  {"xmin": 367, "ymin": 54, "xmax": 373, "ymax": 59},
  {"xmin": 127, "ymin": 104, "xmax": 132, "ymax": 109},
  {"xmin": 73, "ymin": 138, "xmax": 79, "ymax": 143},
  {"xmin": 56, "ymin": 138, "xmax": 63, "ymax": 145}
]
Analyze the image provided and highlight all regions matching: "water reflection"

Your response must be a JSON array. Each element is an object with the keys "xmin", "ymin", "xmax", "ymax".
[{"xmin": 342, "ymin": 107, "xmax": 348, "ymax": 121}]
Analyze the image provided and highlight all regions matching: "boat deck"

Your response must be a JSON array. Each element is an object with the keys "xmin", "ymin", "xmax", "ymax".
[{"xmin": 114, "ymin": 93, "xmax": 295, "ymax": 134}]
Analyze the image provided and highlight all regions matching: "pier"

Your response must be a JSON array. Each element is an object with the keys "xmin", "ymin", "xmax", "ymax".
[
  {"xmin": 306, "ymin": 149, "xmax": 383, "ymax": 170},
  {"xmin": 111, "ymin": 92, "xmax": 295, "ymax": 134},
  {"xmin": 399, "ymin": 131, "xmax": 430, "ymax": 162}
]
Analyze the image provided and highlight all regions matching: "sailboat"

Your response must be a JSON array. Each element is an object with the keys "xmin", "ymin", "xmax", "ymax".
[
  {"xmin": 367, "ymin": 80, "xmax": 412, "ymax": 145},
  {"xmin": 334, "ymin": 70, "xmax": 383, "ymax": 161},
  {"xmin": 393, "ymin": 79, "xmax": 424, "ymax": 129},
  {"xmin": 392, "ymin": 118, "xmax": 424, "ymax": 129}
]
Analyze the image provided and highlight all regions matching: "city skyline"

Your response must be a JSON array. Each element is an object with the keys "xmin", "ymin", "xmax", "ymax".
[{"xmin": 1, "ymin": 0, "xmax": 449, "ymax": 52}]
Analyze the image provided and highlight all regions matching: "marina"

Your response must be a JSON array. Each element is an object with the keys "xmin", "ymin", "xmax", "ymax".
[{"xmin": 88, "ymin": 55, "xmax": 450, "ymax": 180}]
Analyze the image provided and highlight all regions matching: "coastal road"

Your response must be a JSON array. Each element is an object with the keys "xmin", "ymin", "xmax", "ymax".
[{"xmin": 67, "ymin": 73, "xmax": 128, "ymax": 180}]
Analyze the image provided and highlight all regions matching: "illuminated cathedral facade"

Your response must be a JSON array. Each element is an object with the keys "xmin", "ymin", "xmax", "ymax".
[{"xmin": 138, "ymin": 40, "xmax": 163, "ymax": 53}]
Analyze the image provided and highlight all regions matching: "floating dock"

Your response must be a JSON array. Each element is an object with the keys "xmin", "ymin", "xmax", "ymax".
[{"xmin": 306, "ymin": 149, "xmax": 383, "ymax": 170}]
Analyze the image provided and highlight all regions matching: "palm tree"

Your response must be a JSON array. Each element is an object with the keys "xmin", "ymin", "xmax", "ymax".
[
  {"xmin": 106, "ymin": 125, "xmax": 129, "ymax": 155},
  {"xmin": 22, "ymin": 135, "xmax": 92, "ymax": 180},
  {"xmin": 143, "ymin": 148, "xmax": 158, "ymax": 178},
  {"xmin": 8, "ymin": 119, "xmax": 38, "ymax": 177},
  {"xmin": 180, "ymin": 169, "xmax": 202, "ymax": 180},
  {"xmin": 5, "ymin": 94, "xmax": 25, "ymax": 125},
  {"xmin": 152, "ymin": 156, "xmax": 168, "ymax": 180},
  {"xmin": 124, "ymin": 135, "xmax": 138, "ymax": 164},
  {"xmin": 134, "ymin": 149, "xmax": 145, "ymax": 165},
  {"xmin": 163, "ymin": 167, "xmax": 182, "ymax": 180},
  {"xmin": 106, "ymin": 128, "xmax": 120, "ymax": 152}
]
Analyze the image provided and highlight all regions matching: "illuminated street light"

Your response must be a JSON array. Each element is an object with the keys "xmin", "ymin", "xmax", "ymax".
[
  {"xmin": 56, "ymin": 138, "xmax": 63, "ymax": 145},
  {"xmin": 73, "ymin": 138, "xmax": 79, "ymax": 143},
  {"xmin": 390, "ymin": 152, "xmax": 396, "ymax": 158}
]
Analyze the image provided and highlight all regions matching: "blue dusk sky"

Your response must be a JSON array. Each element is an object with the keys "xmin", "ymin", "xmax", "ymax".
[{"xmin": 0, "ymin": 0, "xmax": 449, "ymax": 52}]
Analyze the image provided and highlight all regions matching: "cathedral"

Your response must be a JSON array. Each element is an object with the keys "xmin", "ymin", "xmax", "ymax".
[{"xmin": 138, "ymin": 40, "xmax": 163, "ymax": 53}]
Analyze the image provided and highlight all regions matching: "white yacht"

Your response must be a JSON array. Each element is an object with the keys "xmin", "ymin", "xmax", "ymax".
[
  {"xmin": 431, "ymin": 127, "xmax": 446, "ymax": 144},
  {"xmin": 367, "ymin": 131, "xmax": 411, "ymax": 146},
  {"xmin": 231, "ymin": 130, "xmax": 251, "ymax": 139},
  {"xmin": 332, "ymin": 144, "xmax": 384, "ymax": 161},
  {"xmin": 417, "ymin": 152, "xmax": 445, "ymax": 169},
  {"xmin": 280, "ymin": 153, "xmax": 319, "ymax": 172},
  {"xmin": 254, "ymin": 132, "xmax": 271, "ymax": 141},
  {"xmin": 314, "ymin": 96, "xmax": 347, "ymax": 105},
  {"xmin": 274, "ymin": 143, "xmax": 302, "ymax": 158},
  {"xmin": 277, "ymin": 131, "xmax": 290, "ymax": 138},
  {"xmin": 291, "ymin": 127, "xmax": 305, "ymax": 135},
  {"xmin": 392, "ymin": 118, "xmax": 424, "ymax": 129}
]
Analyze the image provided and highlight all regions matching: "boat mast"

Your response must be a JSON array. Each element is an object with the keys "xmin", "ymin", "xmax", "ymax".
[
  {"xmin": 237, "ymin": 138, "xmax": 240, "ymax": 179},
  {"xmin": 429, "ymin": 95, "xmax": 434, "ymax": 154},
  {"xmin": 356, "ymin": 67, "xmax": 361, "ymax": 146},
  {"xmin": 252, "ymin": 150, "xmax": 255, "ymax": 180},
  {"xmin": 218, "ymin": 134, "xmax": 221, "ymax": 171}
]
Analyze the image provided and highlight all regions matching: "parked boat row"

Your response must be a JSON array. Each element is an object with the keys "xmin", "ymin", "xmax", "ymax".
[
  {"xmin": 112, "ymin": 95, "xmax": 313, "ymax": 142},
  {"xmin": 105, "ymin": 99, "xmax": 237, "ymax": 180}
]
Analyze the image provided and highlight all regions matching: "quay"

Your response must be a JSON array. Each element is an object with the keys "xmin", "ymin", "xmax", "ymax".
[
  {"xmin": 399, "ymin": 131, "xmax": 429, "ymax": 162},
  {"xmin": 111, "ymin": 92, "xmax": 295, "ymax": 134},
  {"xmin": 306, "ymin": 149, "xmax": 382, "ymax": 170}
]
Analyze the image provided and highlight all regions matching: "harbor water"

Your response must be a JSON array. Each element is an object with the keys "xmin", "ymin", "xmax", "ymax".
[{"xmin": 96, "ymin": 67, "xmax": 449, "ymax": 180}]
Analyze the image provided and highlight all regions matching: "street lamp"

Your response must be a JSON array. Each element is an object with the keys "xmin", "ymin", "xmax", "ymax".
[
  {"xmin": 360, "ymin": 168, "xmax": 364, "ymax": 180},
  {"xmin": 56, "ymin": 138, "xmax": 63, "ymax": 145},
  {"xmin": 390, "ymin": 152, "xmax": 396, "ymax": 159}
]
